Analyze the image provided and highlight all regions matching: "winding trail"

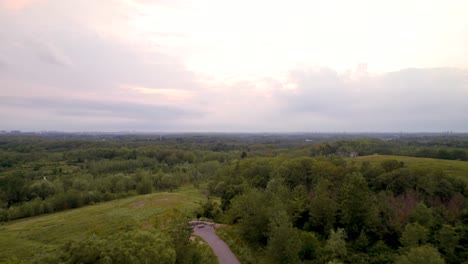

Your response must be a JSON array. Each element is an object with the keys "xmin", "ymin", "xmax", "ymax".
[{"xmin": 192, "ymin": 223, "xmax": 240, "ymax": 264}]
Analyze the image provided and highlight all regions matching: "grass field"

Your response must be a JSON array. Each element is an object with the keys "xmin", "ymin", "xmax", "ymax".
[
  {"xmin": 0, "ymin": 186, "xmax": 208, "ymax": 262},
  {"xmin": 353, "ymin": 155, "xmax": 468, "ymax": 180}
]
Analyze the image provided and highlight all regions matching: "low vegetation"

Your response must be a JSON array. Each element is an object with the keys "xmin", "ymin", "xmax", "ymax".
[
  {"xmin": 0, "ymin": 187, "xmax": 216, "ymax": 263},
  {"xmin": 355, "ymin": 154, "xmax": 468, "ymax": 181}
]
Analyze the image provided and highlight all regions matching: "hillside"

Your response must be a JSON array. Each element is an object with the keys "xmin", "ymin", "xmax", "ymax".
[
  {"xmin": 354, "ymin": 154, "xmax": 468, "ymax": 180},
  {"xmin": 0, "ymin": 187, "xmax": 206, "ymax": 262}
]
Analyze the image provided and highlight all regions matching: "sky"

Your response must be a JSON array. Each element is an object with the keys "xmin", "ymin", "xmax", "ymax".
[{"xmin": 0, "ymin": 0, "xmax": 467, "ymax": 132}]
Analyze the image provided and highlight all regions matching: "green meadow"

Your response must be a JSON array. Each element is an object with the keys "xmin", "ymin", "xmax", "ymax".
[
  {"xmin": 354, "ymin": 154, "xmax": 468, "ymax": 180},
  {"xmin": 0, "ymin": 186, "xmax": 207, "ymax": 262}
]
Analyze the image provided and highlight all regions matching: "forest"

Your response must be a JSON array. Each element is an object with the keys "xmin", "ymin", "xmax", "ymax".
[{"xmin": 0, "ymin": 133, "xmax": 467, "ymax": 263}]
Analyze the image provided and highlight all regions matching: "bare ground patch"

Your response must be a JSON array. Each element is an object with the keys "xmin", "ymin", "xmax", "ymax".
[
  {"xmin": 129, "ymin": 197, "xmax": 176, "ymax": 208},
  {"xmin": 129, "ymin": 200, "xmax": 146, "ymax": 208}
]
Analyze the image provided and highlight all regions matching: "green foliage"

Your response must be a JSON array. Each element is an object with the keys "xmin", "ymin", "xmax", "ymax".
[
  {"xmin": 288, "ymin": 185, "xmax": 309, "ymax": 228},
  {"xmin": 1, "ymin": 135, "xmax": 468, "ymax": 263},
  {"xmin": 195, "ymin": 197, "xmax": 221, "ymax": 220},
  {"xmin": 324, "ymin": 228, "xmax": 347, "ymax": 260},
  {"xmin": 308, "ymin": 179, "xmax": 338, "ymax": 235},
  {"xmin": 162, "ymin": 209, "xmax": 208, "ymax": 264},
  {"xmin": 326, "ymin": 260, "xmax": 344, "ymax": 264},
  {"xmin": 136, "ymin": 176, "xmax": 153, "ymax": 194},
  {"xmin": 409, "ymin": 203, "xmax": 434, "ymax": 228},
  {"xmin": 0, "ymin": 174, "xmax": 27, "ymax": 207},
  {"xmin": 189, "ymin": 237, "xmax": 218, "ymax": 264},
  {"xmin": 241, "ymin": 151, "xmax": 248, "ymax": 159},
  {"xmin": 265, "ymin": 210, "xmax": 301, "ymax": 264},
  {"xmin": 395, "ymin": 245, "xmax": 445, "ymax": 264},
  {"xmin": 157, "ymin": 208, "xmax": 217, "ymax": 264},
  {"xmin": 367, "ymin": 240, "xmax": 395, "ymax": 264},
  {"xmin": 275, "ymin": 157, "xmax": 315, "ymax": 192},
  {"xmin": 353, "ymin": 231, "xmax": 370, "ymax": 252},
  {"xmin": 355, "ymin": 154, "xmax": 468, "ymax": 183},
  {"xmin": 228, "ymin": 189, "xmax": 271, "ymax": 245},
  {"xmin": 197, "ymin": 160, "xmax": 221, "ymax": 178},
  {"xmin": 339, "ymin": 173, "xmax": 373, "ymax": 238},
  {"xmin": 1, "ymin": 256, "xmax": 30, "ymax": 264},
  {"xmin": 0, "ymin": 187, "xmax": 206, "ymax": 262},
  {"xmin": 400, "ymin": 223, "xmax": 429, "ymax": 248},
  {"xmin": 56, "ymin": 230, "xmax": 176, "ymax": 264},
  {"xmin": 298, "ymin": 231, "xmax": 320, "ymax": 260},
  {"xmin": 436, "ymin": 225, "xmax": 459, "ymax": 262},
  {"xmin": 29, "ymin": 180, "xmax": 56, "ymax": 199},
  {"xmin": 216, "ymin": 225, "xmax": 261, "ymax": 264},
  {"xmin": 381, "ymin": 159, "xmax": 405, "ymax": 172}
]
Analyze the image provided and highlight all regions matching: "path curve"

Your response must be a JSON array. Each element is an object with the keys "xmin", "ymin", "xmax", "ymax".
[{"xmin": 192, "ymin": 223, "xmax": 240, "ymax": 264}]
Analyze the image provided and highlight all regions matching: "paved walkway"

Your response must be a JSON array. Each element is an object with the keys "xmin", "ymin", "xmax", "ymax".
[{"xmin": 193, "ymin": 224, "xmax": 240, "ymax": 264}]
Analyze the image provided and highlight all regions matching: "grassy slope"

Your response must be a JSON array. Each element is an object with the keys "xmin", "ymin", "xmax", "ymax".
[
  {"xmin": 0, "ymin": 186, "xmax": 207, "ymax": 261},
  {"xmin": 353, "ymin": 154, "xmax": 468, "ymax": 180}
]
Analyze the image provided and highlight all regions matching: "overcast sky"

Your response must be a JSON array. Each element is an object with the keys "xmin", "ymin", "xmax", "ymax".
[{"xmin": 1, "ymin": 0, "xmax": 467, "ymax": 132}]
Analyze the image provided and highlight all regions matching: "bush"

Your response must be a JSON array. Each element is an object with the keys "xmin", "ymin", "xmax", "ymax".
[
  {"xmin": 56, "ymin": 230, "xmax": 176, "ymax": 264},
  {"xmin": 395, "ymin": 245, "xmax": 445, "ymax": 264}
]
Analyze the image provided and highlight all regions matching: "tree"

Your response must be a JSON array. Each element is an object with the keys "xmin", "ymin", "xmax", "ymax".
[
  {"xmin": 266, "ymin": 209, "xmax": 301, "ymax": 264},
  {"xmin": 400, "ymin": 222, "xmax": 429, "ymax": 248},
  {"xmin": 228, "ymin": 189, "xmax": 271, "ymax": 245},
  {"xmin": 166, "ymin": 210, "xmax": 195, "ymax": 264},
  {"xmin": 288, "ymin": 185, "xmax": 309, "ymax": 228},
  {"xmin": 381, "ymin": 159, "xmax": 404, "ymax": 172},
  {"xmin": 436, "ymin": 225, "xmax": 459, "ymax": 262},
  {"xmin": 395, "ymin": 245, "xmax": 445, "ymax": 264},
  {"xmin": 240, "ymin": 151, "xmax": 247, "ymax": 159},
  {"xmin": 298, "ymin": 231, "xmax": 320, "ymax": 261},
  {"xmin": 368, "ymin": 240, "xmax": 396, "ymax": 264},
  {"xmin": 324, "ymin": 228, "xmax": 347, "ymax": 260},
  {"xmin": 274, "ymin": 157, "xmax": 315, "ymax": 192},
  {"xmin": 196, "ymin": 197, "xmax": 220, "ymax": 220},
  {"xmin": 136, "ymin": 176, "xmax": 153, "ymax": 194},
  {"xmin": 0, "ymin": 175, "xmax": 27, "ymax": 206},
  {"xmin": 339, "ymin": 173, "xmax": 373, "ymax": 238},
  {"xmin": 309, "ymin": 179, "xmax": 338, "ymax": 235},
  {"xmin": 409, "ymin": 203, "xmax": 434, "ymax": 228},
  {"xmin": 29, "ymin": 180, "xmax": 56, "ymax": 200}
]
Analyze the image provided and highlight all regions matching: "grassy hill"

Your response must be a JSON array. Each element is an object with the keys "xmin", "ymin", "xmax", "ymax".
[
  {"xmin": 0, "ymin": 186, "xmax": 207, "ymax": 262},
  {"xmin": 353, "ymin": 154, "xmax": 468, "ymax": 180}
]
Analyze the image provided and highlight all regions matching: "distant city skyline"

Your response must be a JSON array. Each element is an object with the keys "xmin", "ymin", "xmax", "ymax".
[{"xmin": 1, "ymin": 0, "xmax": 468, "ymax": 132}]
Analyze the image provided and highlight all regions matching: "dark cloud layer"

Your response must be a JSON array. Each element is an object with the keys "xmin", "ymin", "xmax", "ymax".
[
  {"xmin": 0, "ymin": 96, "xmax": 201, "ymax": 131},
  {"xmin": 268, "ymin": 67, "xmax": 468, "ymax": 131},
  {"xmin": 0, "ymin": 96, "xmax": 197, "ymax": 119}
]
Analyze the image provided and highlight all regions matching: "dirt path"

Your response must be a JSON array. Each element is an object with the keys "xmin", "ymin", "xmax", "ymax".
[{"xmin": 193, "ymin": 224, "xmax": 240, "ymax": 264}]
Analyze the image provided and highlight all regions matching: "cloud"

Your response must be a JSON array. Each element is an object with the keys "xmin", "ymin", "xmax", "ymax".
[
  {"xmin": 0, "ymin": 0, "xmax": 467, "ymax": 132},
  {"xmin": 0, "ymin": 32, "xmax": 198, "ymax": 92},
  {"xmin": 266, "ymin": 67, "xmax": 468, "ymax": 132},
  {"xmin": 30, "ymin": 41, "xmax": 72, "ymax": 67},
  {"xmin": 0, "ymin": 0, "xmax": 200, "ymax": 97},
  {"xmin": 0, "ymin": 1, "xmax": 205, "ymax": 132},
  {"xmin": 0, "ymin": 96, "xmax": 202, "ymax": 131},
  {"xmin": 0, "ymin": 0, "xmax": 38, "ymax": 11},
  {"xmin": 0, "ymin": 59, "xmax": 6, "ymax": 70},
  {"xmin": 2, "ymin": 64, "xmax": 468, "ymax": 132}
]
